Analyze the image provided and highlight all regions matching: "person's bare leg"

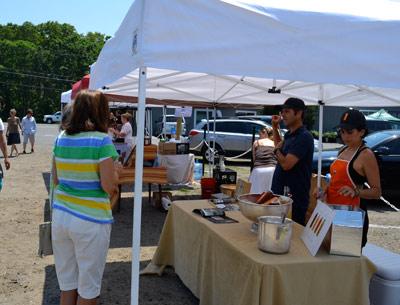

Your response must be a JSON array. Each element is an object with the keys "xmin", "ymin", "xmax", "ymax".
[
  {"xmin": 12, "ymin": 144, "xmax": 18, "ymax": 156},
  {"xmin": 23, "ymin": 140, "xmax": 27, "ymax": 153},
  {"xmin": 77, "ymin": 296, "xmax": 98, "ymax": 305},
  {"xmin": 60, "ymin": 289, "xmax": 78, "ymax": 305},
  {"xmin": 9, "ymin": 145, "xmax": 14, "ymax": 157},
  {"xmin": 30, "ymin": 135, "xmax": 35, "ymax": 152}
]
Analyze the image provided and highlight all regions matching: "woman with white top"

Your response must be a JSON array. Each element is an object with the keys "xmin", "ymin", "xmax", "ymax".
[{"xmin": 111, "ymin": 113, "xmax": 133, "ymax": 161}]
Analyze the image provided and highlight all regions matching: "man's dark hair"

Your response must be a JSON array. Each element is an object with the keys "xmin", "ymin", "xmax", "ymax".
[{"xmin": 294, "ymin": 109, "xmax": 305, "ymax": 120}]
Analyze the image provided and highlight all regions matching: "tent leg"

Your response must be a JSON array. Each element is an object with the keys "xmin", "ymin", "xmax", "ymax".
[
  {"xmin": 131, "ymin": 66, "xmax": 147, "ymax": 305},
  {"xmin": 162, "ymin": 105, "xmax": 167, "ymax": 139},
  {"xmin": 317, "ymin": 103, "xmax": 324, "ymax": 189}
]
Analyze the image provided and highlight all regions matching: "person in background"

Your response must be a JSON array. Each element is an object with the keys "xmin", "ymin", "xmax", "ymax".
[
  {"xmin": 21, "ymin": 109, "xmax": 37, "ymax": 154},
  {"xmin": 249, "ymin": 127, "xmax": 276, "ymax": 193},
  {"xmin": 108, "ymin": 111, "xmax": 118, "ymax": 130},
  {"xmin": 321, "ymin": 109, "xmax": 381, "ymax": 247},
  {"xmin": 6, "ymin": 109, "xmax": 22, "ymax": 157},
  {"xmin": 111, "ymin": 112, "xmax": 133, "ymax": 161},
  {"xmin": 60, "ymin": 104, "xmax": 72, "ymax": 131},
  {"xmin": 271, "ymin": 98, "xmax": 314, "ymax": 226},
  {"xmin": 51, "ymin": 90, "xmax": 118, "ymax": 305},
  {"xmin": 0, "ymin": 117, "xmax": 11, "ymax": 189}
]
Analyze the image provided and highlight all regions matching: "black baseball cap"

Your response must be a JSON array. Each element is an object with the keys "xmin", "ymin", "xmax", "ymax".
[
  {"xmin": 337, "ymin": 109, "xmax": 366, "ymax": 130},
  {"xmin": 281, "ymin": 98, "xmax": 306, "ymax": 111}
]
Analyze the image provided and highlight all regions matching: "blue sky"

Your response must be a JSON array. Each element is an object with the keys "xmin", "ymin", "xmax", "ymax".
[{"xmin": 1, "ymin": 0, "xmax": 133, "ymax": 36}]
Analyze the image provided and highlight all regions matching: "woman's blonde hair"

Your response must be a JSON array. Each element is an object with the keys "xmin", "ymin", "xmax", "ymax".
[
  {"xmin": 10, "ymin": 109, "xmax": 17, "ymax": 115},
  {"xmin": 121, "ymin": 112, "xmax": 132, "ymax": 121},
  {"xmin": 260, "ymin": 126, "xmax": 273, "ymax": 138}
]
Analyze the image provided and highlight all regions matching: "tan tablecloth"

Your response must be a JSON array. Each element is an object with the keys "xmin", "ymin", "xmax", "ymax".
[
  {"xmin": 158, "ymin": 154, "xmax": 194, "ymax": 184},
  {"xmin": 148, "ymin": 200, "xmax": 376, "ymax": 305}
]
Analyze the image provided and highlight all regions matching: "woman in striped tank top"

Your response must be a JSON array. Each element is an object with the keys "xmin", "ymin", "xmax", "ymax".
[{"xmin": 51, "ymin": 90, "xmax": 119, "ymax": 305}]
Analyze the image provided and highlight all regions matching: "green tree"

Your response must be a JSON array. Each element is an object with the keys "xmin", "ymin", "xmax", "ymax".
[{"xmin": 0, "ymin": 21, "xmax": 109, "ymax": 120}]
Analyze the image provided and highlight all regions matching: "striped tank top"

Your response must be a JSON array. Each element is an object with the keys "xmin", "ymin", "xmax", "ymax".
[{"xmin": 53, "ymin": 131, "xmax": 119, "ymax": 223}]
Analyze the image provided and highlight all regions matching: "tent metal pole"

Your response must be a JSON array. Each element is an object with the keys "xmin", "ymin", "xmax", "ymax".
[
  {"xmin": 162, "ymin": 105, "xmax": 167, "ymax": 139},
  {"xmin": 206, "ymin": 108, "xmax": 210, "ymax": 176},
  {"xmin": 212, "ymin": 106, "xmax": 217, "ymax": 169},
  {"xmin": 131, "ymin": 66, "xmax": 147, "ymax": 305},
  {"xmin": 317, "ymin": 102, "xmax": 324, "ymax": 189}
]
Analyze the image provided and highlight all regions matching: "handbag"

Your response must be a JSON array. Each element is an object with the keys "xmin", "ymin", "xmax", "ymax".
[{"xmin": 38, "ymin": 178, "xmax": 54, "ymax": 257}]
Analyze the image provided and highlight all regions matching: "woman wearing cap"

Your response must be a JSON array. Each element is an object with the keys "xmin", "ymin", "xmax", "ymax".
[{"xmin": 322, "ymin": 109, "xmax": 381, "ymax": 247}]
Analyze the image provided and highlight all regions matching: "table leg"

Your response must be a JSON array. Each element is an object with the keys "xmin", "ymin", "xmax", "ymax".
[
  {"xmin": 148, "ymin": 183, "xmax": 152, "ymax": 205},
  {"xmin": 117, "ymin": 185, "xmax": 121, "ymax": 212}
]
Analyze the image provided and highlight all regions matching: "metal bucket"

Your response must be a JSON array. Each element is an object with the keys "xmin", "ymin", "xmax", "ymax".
[{"xmin": 258, "ymin": 216, "xmax": 293, "ymax": 254}]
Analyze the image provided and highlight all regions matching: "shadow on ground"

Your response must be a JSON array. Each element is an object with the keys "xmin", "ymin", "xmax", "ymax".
[
  {"xmin": 110, "ymin": 190, "xmax": 202, "ymax": 249},
  {"xmin": 42, "ymin": 262, "xmax": 198, "ymax": 305}
]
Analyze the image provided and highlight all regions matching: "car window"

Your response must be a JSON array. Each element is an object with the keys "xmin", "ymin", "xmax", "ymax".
[
  {"xmin": 55, "ymin": 111, "xmax": 61, "ymax": 116},
  {"xmin": 383, "ymin": 138, "xmax": 400, "ymax": 154},
  {"xmin": 244, "ymin": 123, "xmax": 264, "ymax": 134},
  {"xmin": 216, "ymin": 122, "xmax": 244, "ymax": 133}
]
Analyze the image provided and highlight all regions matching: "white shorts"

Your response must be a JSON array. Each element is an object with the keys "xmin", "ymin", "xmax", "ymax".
[
  {"xmin": 51, "ymin": 209, "xmax": 111, "ymax": 299},
  {"xmin": 23, "ymin": 133, "xmax": 35, "ymax": 144}
]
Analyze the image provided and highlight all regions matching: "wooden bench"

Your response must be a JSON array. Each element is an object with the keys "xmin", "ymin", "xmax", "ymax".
[{"xmin": 111, "ymin": 144, "xmax": 168, "ymax": 211}]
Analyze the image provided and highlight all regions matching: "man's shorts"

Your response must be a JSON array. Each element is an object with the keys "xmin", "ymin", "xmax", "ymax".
[
  {"xmin": 23, "ymin": 133, "xmax": 35, "ymax": 144},
  {"xmin": 52, "ymin": 209, "xmax": 111, "ymax": 299}
]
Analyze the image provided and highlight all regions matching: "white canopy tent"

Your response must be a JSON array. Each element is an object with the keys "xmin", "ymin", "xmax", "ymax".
[
  {"xmin": 89, "ymin": 1, "xmax": 400, "ymax": 304},
  {"xmin": 60, "ymin": 89, "xmax": 72, "ymax": 105}
]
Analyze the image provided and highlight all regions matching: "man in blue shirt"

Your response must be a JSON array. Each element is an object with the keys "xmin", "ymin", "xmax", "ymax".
[{"xmin": 271, "ymin": 98, "xmax": 314, "ymax": 225}]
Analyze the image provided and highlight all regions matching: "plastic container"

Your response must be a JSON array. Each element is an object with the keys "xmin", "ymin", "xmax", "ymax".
[
  {"xmin": 194, "ymin": 160, "xmax": 203, "ymax": 181},
  {"xmin": 200, "ymin": 177, "xmax": 217, "ymax": 199}
]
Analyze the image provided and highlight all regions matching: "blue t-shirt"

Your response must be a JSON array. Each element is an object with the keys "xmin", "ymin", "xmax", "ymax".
[{"xmin": 271, "ymin": 126, "xmax": 314, "ymax": 225}]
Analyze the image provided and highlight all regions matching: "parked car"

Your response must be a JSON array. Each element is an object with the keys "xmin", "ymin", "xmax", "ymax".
[
  {"xmin": 43, "ymin": 111, "xmax": 62, "ymax": 123},
  {"xmin": 312, "ymin": 130, "xmax": 400, "ymax": 198},
  {"xmin": 155, "ymin": 114, "xmax": 186, "ymax": 136},
  {"xmin": 189, "ymin": 119, "xmax": 278, "ymax": 161}
]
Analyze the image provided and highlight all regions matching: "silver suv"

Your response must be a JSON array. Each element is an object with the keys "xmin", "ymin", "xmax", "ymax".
[{"xmin": 188, "ymin": 119, "xmax": 273, "ymax": 161}]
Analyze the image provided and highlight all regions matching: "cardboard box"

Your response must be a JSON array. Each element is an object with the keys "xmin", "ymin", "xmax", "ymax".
[{"xmin": 158, "ymin": 142, "xmax": 177, "ymax": 155}]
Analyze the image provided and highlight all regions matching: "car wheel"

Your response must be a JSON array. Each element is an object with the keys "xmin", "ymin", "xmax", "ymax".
[
  {"xmin": 46, "ymin": 118, "xmax": 53, "ymax": 124},
  {"xmin": 201, "ymin": 142, "xmax": 223, "ymax": 163}
]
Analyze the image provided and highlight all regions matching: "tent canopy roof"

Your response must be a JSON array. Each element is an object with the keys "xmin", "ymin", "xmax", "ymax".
[
  {"xmin": 90, "ymin": 0, "xmax": 400, "ymax": 107},
  {"xmin": 366, "ymin": 109, "xmax": 400, "ymax": 121}
]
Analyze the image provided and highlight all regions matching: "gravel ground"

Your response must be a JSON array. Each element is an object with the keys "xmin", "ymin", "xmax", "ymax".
[{"xmin": 0, "ymin": 124, "xmax": 398, "ymax": 305}]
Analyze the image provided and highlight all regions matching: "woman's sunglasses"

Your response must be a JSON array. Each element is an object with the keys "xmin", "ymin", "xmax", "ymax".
[{"xmin": 338, "ymin": 128, "xmax": 355, "ymax": 135}]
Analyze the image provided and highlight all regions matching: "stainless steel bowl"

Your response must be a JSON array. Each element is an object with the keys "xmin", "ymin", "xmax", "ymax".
[
  {"xmin": 237, "ymin": 193, "xmax": 293, "ymax": 223},
  {"xmin": 258, "ymin": 216, "xmax": 293, "ymax": 254}
]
